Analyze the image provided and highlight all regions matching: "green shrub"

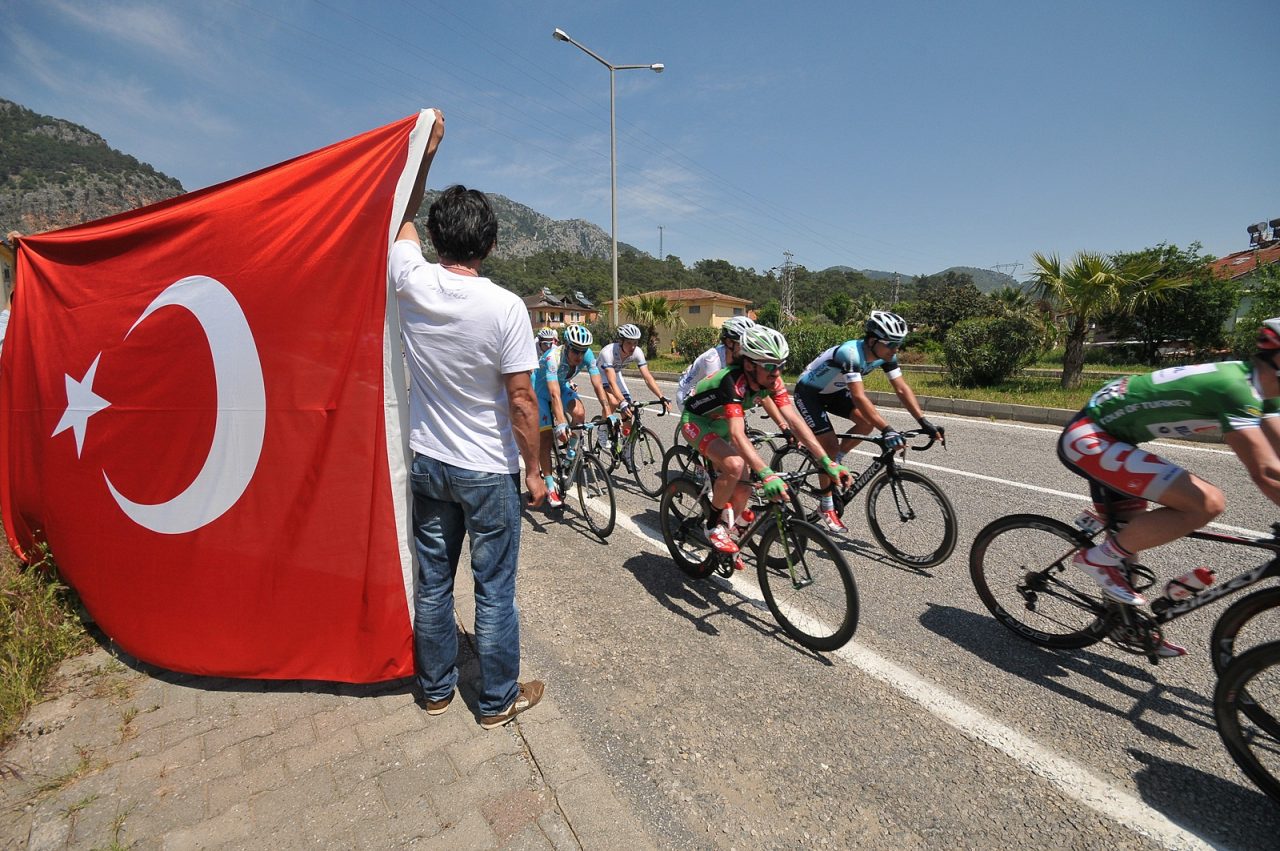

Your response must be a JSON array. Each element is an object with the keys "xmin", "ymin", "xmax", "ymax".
[
  {"xmin": 673, "ymin": 327, "xmax": 718, "ymax": 361},
  {"xmin": 943, "ymin": 316, "xmax": 1041, "ymax": 386},
  {"xmin": 1, "ymin": 542, "xmax": 90, "ymax": 743}
]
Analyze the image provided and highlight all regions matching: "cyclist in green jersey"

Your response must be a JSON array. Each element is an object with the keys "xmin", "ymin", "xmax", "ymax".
[
  {"xmin": 1058, "ymin": 319, "xmax": 1280, "ymax": 656},
  {"xmin": 681, "ymin": 325, "xmax": 852, "ymax": 558}
]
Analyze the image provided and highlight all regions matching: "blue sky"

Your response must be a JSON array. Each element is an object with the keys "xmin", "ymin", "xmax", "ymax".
[{"xmin": 3, "ymin": 0, "xmax": 1277, "ymax": 278}]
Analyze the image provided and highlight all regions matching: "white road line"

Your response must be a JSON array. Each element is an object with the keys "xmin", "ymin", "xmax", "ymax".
[
  {"xmin": 845, "ymin": 449, "xmax": 1267, "ymax": 538},
  {"xmin": 612, "ymin": 502, "xmax": 1219, "ymax": 851}
]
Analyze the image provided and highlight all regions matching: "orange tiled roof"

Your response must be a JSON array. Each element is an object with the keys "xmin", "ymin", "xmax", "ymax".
[{"xmin": 1210, "ymin": 245, "xmax": 1280, "ymax": 280}]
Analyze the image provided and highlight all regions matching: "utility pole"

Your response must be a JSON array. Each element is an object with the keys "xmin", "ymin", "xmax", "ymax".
[
  {"xmin": 781, "ymin": 251, "xmax": 795, "ymax": 324},
  {"xmin": 658, "ymin": 225, "xmax": 664, "ymax": 261},
  {"xmin": 892, "ymin": 273, "xmax": 900, "ymax": 307}
]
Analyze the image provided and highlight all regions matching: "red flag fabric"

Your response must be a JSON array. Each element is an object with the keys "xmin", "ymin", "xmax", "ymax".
[{"xmin": 0, "ymin": 111, "xmax": 437, "ymax": 682}]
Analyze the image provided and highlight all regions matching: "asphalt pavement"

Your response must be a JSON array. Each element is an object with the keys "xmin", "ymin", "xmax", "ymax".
[{"xmin": 3, "ymin": 377, "xmax": 1277, "ymax": 849}]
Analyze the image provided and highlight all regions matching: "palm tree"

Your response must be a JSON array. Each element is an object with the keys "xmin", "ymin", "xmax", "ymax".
[
  {"xmin": 1028, "ymin": 252, "xmax": 1176, "ymax": 388},
  {"xmin": 989, "ymin": 285, "xmax": 1055, "ymax": 352},
  {"xmin": 620, "ymin": 294, "xmax": 684, "ymax": 360}
]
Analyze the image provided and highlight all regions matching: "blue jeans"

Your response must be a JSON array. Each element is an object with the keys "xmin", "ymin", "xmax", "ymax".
[{"xmin": 410, "ymin": 453, "xmax": 523, "ymax": 716}]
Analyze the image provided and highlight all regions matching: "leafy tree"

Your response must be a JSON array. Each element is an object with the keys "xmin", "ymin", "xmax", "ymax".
[
  {"xmin": 988, "ymin": 285, "xmax": 1054, "ymax": 352},
  {"xmin": 907, "ymin": 271, "xmax": 991, "ymax": 342},
  {"xmin": 1028, "ymin": 251, "xmax": 1176, "ymax": 388},
  {"xmin": 1230, "ymin": 262, "xmax": 1280, "ymax": 357},
  {"xmin": 822, "ymin": 292, "xmax": 853, "ymax": 325},
  {"xmin": 943, "ymin": 316, "xmax": 1041, "ymax": 386},
  {"xmin": 755, "ymin": 298, "xmax": 782, "ymax": 329},
  {"xmin": 1107, "ymin": 243, "xmax": 1238, "ymax": 364},
  {"xmin": 673, "ymin": 327, "xmax": 718, "ymax": 360},
  {"xmin": 619, "ymin": 294, "xmax": 684, "ymax": 359}
]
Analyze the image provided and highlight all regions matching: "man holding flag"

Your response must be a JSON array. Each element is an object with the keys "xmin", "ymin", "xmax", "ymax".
[{"xmin": 389, "ymin": 111, "xmax": 546, "ymax": 729}]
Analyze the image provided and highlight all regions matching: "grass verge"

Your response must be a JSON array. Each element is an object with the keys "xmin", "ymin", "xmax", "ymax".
[{"xmin": 0, "ymin": 533, "xmax": 91, "ymax": 744}]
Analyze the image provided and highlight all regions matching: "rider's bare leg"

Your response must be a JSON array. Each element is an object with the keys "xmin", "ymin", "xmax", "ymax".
[{"xmin": 1112, "ymin": 472, "xmax": 1224, "ymax": 554}]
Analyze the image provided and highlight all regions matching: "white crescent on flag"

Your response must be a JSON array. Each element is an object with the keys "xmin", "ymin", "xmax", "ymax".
[{"xmin": 102, "ymin": 275, "xmax": 266, "ymax": 535}]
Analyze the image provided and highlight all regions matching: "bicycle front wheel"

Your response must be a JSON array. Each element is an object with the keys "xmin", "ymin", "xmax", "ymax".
[
  {"xmin": 756, "ymin": 516, "xmax": 859, "ymax": 651},
  {"xmin": 659, "ymin": 477, "xmax": 716, "ymax": 578},
  {"xmin": 864, "ymin": 469, "xmax": 957, "ymax": 568},
  {"xmin": 630, "ymin": 426, "xmax": 667, "ymax": 498},
  {"xmin": 1215, "ymin": 641, "xmax": 1280, "ymax": 804},
  {"xmin": 575, "ymin": 454, "xmax": 616, "ymax": 540},
  {"xmin": 970, "ymin": 514, "xmax": 1108, "ymax": 649},
  {"xmin": 1211, "ymin": 588, "xmax": 1280, "ymax": 737}
]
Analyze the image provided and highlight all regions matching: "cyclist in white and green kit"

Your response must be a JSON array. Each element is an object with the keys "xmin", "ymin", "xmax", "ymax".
[{"xmin": 1058, "ymin": 319, "xmax": 1280, "ymax": 656}]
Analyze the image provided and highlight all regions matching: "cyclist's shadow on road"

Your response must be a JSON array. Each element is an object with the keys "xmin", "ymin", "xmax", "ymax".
[
  {"xmin": 618, "ymin": 552, "xmax": 833, "ymax": 666},
  {"xmin": 919, "ymin": 603, "xmax": 1213, "ymax": 749},
  {"xmin": 832, "ymin": 531, "xmax": 938, "ymax": 577},
  {"xmin": 1127, "ymin": 748, "xmax": 1280, "ymax": 839}
]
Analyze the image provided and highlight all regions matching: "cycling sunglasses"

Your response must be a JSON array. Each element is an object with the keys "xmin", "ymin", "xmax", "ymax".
[
  {"xmin": 568, "ymin": 344, "xmax": 589, "ymax": 354},
  {"xmin": 746, "ymin": 359, "xmax": 784, "ymax": 373}
]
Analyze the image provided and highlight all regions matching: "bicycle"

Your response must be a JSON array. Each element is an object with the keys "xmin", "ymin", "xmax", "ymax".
[
  {"xmin": 596, "ymin": 400, "xmax": 669, "ymax": 498},
  {"xmin": 769, "ymin": 429, "xmax": 957, "ymax": 568},
  {"xmin": 969, "ymin": 496, "xmax": 1280, "ymax": 671},
  {"xmin": 551, "ymin": 421, "xmax": 616, "ymax": 540},
  {"xmin": 1214, "ymin": 639, "xmax": 1280, "ymax": 804},
  {"xmin": 657, "ymin": 448, "xmax": 859, "ymax": 652}
]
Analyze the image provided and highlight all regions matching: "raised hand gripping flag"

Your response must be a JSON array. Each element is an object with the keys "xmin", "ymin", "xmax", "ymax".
[{"xmin": 0, "ymin": 111, "xmax": 440, "ymax": 682}]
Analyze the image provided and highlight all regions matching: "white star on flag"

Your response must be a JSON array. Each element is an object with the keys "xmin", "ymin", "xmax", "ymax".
[{"xmin": 53, "ymin": 354, "xmax": 111, "ymax": 457}]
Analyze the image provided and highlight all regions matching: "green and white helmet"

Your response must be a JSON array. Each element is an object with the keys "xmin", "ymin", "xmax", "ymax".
[{"xmin": 739, "ymin": 325, "xmax": 789, "ymax": 365}]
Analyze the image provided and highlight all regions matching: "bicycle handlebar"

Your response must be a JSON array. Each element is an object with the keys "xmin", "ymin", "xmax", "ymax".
[{"xmin": 837, "ymin": 428, "xmax": 943, "ymax": 452}]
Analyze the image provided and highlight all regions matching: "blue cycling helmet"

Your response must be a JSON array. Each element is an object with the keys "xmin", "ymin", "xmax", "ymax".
[{"xmin": 564, "ymin": 325, "xmax": 593, "ymax": 349}]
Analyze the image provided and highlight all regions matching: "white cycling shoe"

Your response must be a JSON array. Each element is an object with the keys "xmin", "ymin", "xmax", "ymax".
[{"xmin": 1072, "ymin": 551, "xmax": 1148, "ymax": 607}]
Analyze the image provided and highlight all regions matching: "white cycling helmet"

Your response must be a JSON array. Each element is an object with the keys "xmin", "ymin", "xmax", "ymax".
[
  {"xmin": 720, "ymin": 316, "xmax": 755, "ymax": 342},
  {"xmin": 865, "ymin": 310, "xmax": 908, "ymax": 344},
  {"xmin": 616, "ymin": 323, "xmax": 642, "ymax": 341},
  {"xmin": 739, "ymin": 325, "xmax": 789, "ymax": 365},
  {"xmin": 536, "ymin": 328, "xmax": 558, "ymax": 342},
  {"xmin": 564, "ymin": 324, "xmax": 593, "ymax": 349}
]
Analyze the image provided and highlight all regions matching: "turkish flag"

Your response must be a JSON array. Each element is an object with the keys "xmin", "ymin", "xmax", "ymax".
[{"xmin": 0, "ymin": 111, "xmax": 439, "ymax": 682}]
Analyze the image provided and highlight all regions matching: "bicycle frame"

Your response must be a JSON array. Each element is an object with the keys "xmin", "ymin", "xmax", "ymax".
[
  {"xmin": 1148, "ymin": 528, "xmax": 1280, "ymax": 625},
  {"xmin": 823, "ymin": 430, "xmax": 940, "ymax": 505}
]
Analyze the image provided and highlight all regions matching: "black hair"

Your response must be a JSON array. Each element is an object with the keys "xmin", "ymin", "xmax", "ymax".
[{"xmin": 427, "ymin": 185, "xmax": 498, "ymax": 263}]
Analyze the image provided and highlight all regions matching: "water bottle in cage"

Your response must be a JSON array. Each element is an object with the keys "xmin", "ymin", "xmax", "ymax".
[{"xmin": 1162, "ymin": 567, "xmax": 1215, "ymax": 602}]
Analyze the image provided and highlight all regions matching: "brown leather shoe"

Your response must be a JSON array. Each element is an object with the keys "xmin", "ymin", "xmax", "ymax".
[
  {"xmin": 418, "ymin": 689, "xmax": 454, "ymax": 716},
  {"xmin": 480, "ymin": 681, "xmax": 544, "ymax": 729}
]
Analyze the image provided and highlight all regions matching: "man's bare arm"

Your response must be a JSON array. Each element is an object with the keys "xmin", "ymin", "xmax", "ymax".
[
  {"xmin": 396, "ymin": 110, "xmax": 446, "ymax": 245},
  {"xmin": 505, "ymin": 371, "xmax": 547, "ymax": 505}
]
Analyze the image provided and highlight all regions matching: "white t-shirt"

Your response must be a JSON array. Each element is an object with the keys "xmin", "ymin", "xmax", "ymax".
[{"xmin": 389, "ymin": 240, "xmax": 537, "ymax": 473}]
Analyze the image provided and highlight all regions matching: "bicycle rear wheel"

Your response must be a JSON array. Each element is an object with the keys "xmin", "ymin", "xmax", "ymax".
[
  {"xmin": 630, "ymin": 426, "xmax": 667, "ymax": 498},
  {"xmin": 1215, "ymin": 641, "xmax": 1280, "ymax": 804},
  {"xmin": 659, "ymin": 477, "xmax": 717, "ymax": 578},
  {"xmin": 769, "ymin": 445, "xmax": 823, "ymax": 522},
  {"xmin": 756, "ymin": 516, "xmax": 859, "ymax": 651},
  {"xmin": 864, "ymin": 469, "xmax": 957, "ymax": 568},
  {"xmin": 575, "ymin": 454, "xmax": 616, "ymax": 539},
  {"xmin": 970, "ymin": 514, "xmax": 1108, "ymax": 649}
]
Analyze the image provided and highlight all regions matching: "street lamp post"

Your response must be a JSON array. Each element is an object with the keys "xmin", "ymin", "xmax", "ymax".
[{"xmin": 553, "ymin": 27, "xmax": 663, "ymax": 326}]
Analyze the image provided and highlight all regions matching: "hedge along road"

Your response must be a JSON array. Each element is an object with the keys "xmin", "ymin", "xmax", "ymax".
[{"xmin": 508, "ymin": 377, "xmax": 1277, "ymax": 849}]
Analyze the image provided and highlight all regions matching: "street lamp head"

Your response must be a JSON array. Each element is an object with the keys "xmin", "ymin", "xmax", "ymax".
[
  {"xmin": 552, "ymin": 28, "xmax": 569, "ymax": 42},
  {"xmin": 650, "ymin": 63, "xmax": 665, "ymax": 73}
]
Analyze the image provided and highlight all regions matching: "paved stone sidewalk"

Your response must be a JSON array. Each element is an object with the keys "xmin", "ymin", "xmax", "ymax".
[{"xmin": 1, "ymin": 628, "xmax": 653, "ymax": 850}]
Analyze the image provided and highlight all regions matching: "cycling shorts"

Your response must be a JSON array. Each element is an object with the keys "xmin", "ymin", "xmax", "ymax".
[
  {"xmin": 794, "ymin": 383, "xmax": 862, "ymax": 437},
  {"xmin": 1057, "ymin": 409, "xmax": 1186, "ymax": 509},
  {"xmin": 537, "ymin": 388, "xmax": 580, "ymax": 432},
  {"xmin": 680, "ymin": 416, "xmax": 731, "ymax": 456}
]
